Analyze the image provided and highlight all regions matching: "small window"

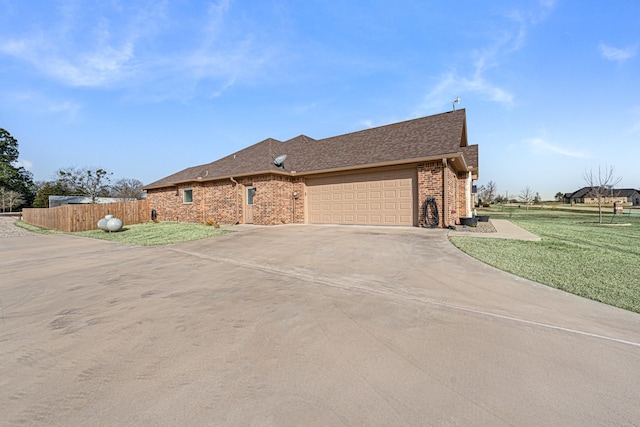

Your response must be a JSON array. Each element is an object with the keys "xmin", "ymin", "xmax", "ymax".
[
  {"xmin": 247, "ymin": 187, "xmax": 256, "ymax": 205},
  {"xmin": 183, "ymin": 189, "xmax": 193, "ymax": 203}
]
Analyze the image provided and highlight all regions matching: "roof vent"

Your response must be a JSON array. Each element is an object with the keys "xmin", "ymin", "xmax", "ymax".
[{"xmin": 273, "ymin": 154, "xmax": 287, "ymax": 169}]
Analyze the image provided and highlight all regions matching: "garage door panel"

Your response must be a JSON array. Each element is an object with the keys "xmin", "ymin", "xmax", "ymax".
[{"xmin": 307, "ymin": 169, "xmax": 416, "ymax": 226}]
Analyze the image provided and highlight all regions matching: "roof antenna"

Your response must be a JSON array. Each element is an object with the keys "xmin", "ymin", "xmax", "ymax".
[{"xmin": 452, "ymin": 97, "xmax": 460, "ymax": 112}]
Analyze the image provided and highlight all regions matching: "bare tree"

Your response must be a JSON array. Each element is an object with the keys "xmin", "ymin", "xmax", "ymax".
[
  {"xmin": 0, "ymin": 187, "xmax": 25, "ymax": 212},
  {"xmin": 583, "ymin": 165, "xmax": 622, "ymax": 224},
  {"xmin": 111, "ymin": 178, "xmax": 145, "ymax": 200},
  {"xmin": 518, "ymin": 186, "xmax": 534, "ymax": 210},
  {"xmin": 478, "ymin": 180, "xmax": 498, "ymax": 205}
]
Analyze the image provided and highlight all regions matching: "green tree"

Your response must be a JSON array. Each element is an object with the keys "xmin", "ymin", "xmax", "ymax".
[
  {"xmin": 0, "ymin": 128, "xmax": 35, "ymax": 209},
  {"xmin": 555, "ymin": 192, "xmax": 564, "ymax": 202},
  {"xmin": 32, "ymin": 181, "xmax": 76, "ymax": 208}
]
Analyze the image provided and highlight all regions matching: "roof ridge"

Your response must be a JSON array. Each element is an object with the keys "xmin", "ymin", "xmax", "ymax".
[{"xmin": 318, "ymin": 109, "xmax": 466, "ymax": 142}]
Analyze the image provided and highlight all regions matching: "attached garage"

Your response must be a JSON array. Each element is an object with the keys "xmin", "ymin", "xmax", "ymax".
[{"xmin": 306, "ymin": 168, "xmax": 417, "ymax": 226}]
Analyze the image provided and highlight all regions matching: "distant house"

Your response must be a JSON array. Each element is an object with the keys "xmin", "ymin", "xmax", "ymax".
[
  {"xmin": 48, "ymin": 196, "xmax": 138, "ymax": 208},
  {"xmin": 564, "ymin": 187, "xmax": 640, "ymax": 206}
]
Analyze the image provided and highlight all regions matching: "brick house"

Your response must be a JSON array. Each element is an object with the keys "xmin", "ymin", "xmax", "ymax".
[
  {"xmin": 564, "ymin": 187, "xmax": 640, "ymax": 206},
  {"xmin": 143, "ymin": 109, "xmax": 479, "ymax": 228}
]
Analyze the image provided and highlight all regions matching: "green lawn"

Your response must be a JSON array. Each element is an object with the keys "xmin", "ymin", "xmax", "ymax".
[
  {"xmin": 17, "ymin": 221, "xmax": 232, "ymax": 245},
  {"xmin": 449, "ymin": 208, "xmax": 640, "ymax": 313}
]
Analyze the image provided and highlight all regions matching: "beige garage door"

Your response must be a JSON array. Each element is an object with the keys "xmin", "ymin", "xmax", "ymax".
[{"xmin": 307, "ymin": 169, "xmax": 416, "ymax": 226}]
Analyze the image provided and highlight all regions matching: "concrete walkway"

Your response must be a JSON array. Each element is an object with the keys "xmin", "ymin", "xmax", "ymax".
[{"xmin": 448, "ymin": 218, "xmax": 541, "ymax": 241}]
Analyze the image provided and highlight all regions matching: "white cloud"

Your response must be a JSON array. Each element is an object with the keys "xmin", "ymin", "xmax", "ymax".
[
  {"xmin": 0, "ymin": 28, "xmax": 138, "ymax": 88},
  {"xmin": 415, "ymin": 67, "xmax": 514, "ymax": 115},
  {"xmin": 0, "ymin": 0, "xmax": 267, "ymax": 98},
  {"xmin": 526, "ymin": 137, "xmax": 590, "ymax": 159},
  {"xmin": 599, "ymin": 43, "xmax": 637, "ymax": 62},
  {"xmin": 13, "ymin": 159, "xmax": 33, "ymax": 170},
  {"xmin": 6, "ymin": 90, "xmax": 82, "ymax": 119},
  {"xmin": 49, "ymin": 101, "xmax": 81, "ymax": 118},
  {"xmin": 416, "ymin": 2, "xmax": 555, "ymax": 115}
]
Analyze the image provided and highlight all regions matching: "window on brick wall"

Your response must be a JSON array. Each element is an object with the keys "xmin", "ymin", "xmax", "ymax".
[{"xmin": 183, "ymin": 189, "xmax": 193, "ymax": 203}]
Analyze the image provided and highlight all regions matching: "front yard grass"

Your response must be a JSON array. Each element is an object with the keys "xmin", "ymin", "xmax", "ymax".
[
  {"xmin": 17, "ymin": 221, "xmax": 232, "ymax": 245},
  {"xmin": 449, "ymin": 209, "xmax": 640, "ymax": 313}
]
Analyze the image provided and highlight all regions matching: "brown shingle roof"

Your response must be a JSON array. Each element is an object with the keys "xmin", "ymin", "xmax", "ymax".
[
  {"xmin": 569, "ymin": 187, "xmax": 640, "ymax": 198},
  {"xmin": 144, "ymin": 109, "xmax": 477, "ymax": 189},
  {"xmin": 461, "ymin": 145, "xmax": 478, "ymax": 171}
]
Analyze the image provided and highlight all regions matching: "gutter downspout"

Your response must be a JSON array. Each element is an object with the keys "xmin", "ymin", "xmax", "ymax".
[
  {"xmin": 442, "ymin": 158, "xmax": 449, "ymax": 228},
  {"xmin": 465, "ymin": 171, "xmax": 472, "ymax": 217},
  {"xmin": 230, "ymin": 177, "xmax": 239, "ymax": 224},
  {"xmin": 201, "ymin": 181, "xmax": 205, "ymax": 224}
]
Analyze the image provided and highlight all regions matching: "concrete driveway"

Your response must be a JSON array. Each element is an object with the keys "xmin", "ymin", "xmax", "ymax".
[{"xmin": 1, "ymin": 224, "xmax": 639, "ymax": 426}]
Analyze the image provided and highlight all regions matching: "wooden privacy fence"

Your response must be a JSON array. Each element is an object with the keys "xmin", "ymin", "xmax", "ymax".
[{"xmin": 22, "ymin": 199, "xmax": 150, "ymax": 232}]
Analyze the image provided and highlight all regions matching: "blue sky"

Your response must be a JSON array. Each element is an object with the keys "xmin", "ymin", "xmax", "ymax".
[{"xmin": 1, "ymin": 0, "xmax": 639, "ymax": 199}]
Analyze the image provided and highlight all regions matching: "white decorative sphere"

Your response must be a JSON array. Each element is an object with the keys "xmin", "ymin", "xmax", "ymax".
[
  {"xmin": 106, "ymin": 217, "xmax": 123, "ymax": 232},
  {"xmin": 97, "ymin": 217, "xmax": 109, "ymax": 231}
]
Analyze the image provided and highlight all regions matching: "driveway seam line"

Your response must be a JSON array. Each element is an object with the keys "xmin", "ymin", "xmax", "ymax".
[{"xmin": 169, "ymin": 248, "xmax": 640, "ymax": 349}]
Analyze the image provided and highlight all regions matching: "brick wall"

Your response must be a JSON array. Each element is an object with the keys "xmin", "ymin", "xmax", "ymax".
[
  {"xmin": 293, "ymin": 178, "xmax": 305, "ymax": 224},
  {"xmin": 202, "ymin": 180, "xmax": 242, "ymax": 224},
  {"xmin": 147, "ymin": 184, "xmax": 203, "ymax": 223},
  {"xmin": 445, "ymin": 165, "xmax": 458, "ymax": 227},
  {"xmin": 148, "ymin": 165, "xmax": 466, "ymax": 228},
  {"xmin": 148, "ymin": 174, "xmax": 304, "ymax": 226},
  {"xmin": 252, "ymin": 175, "xmax": 297, "ymax": 225},
  {"xmin": 417, "ymin": 161, "xmax": 444, "ymax": 227},
  {"xmin": 457, "ymin": 172, "xmax": 470, "ymax": 218}
]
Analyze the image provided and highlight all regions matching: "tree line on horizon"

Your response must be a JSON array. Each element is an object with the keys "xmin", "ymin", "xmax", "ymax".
[{"xmin": 1, "ymin": 128, "xmax": 144, "ymax": 212}]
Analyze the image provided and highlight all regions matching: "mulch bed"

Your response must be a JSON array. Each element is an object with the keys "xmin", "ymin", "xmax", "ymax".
[{"xmin": 454, "ymin": 220, "xmax": 496, "ymax": 233}]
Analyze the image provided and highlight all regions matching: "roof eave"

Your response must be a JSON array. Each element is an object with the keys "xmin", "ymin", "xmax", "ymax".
[
  {"xmin": 143, "ymin": 152, "xmax": 480, "ymax": 190},
  {"xmin": 143, "ymin": 168, "xmax": 293, "ymax": 190},
  {"xmin": 298, "ymin": 153, "xmax": 471, "ymax": 177}
]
